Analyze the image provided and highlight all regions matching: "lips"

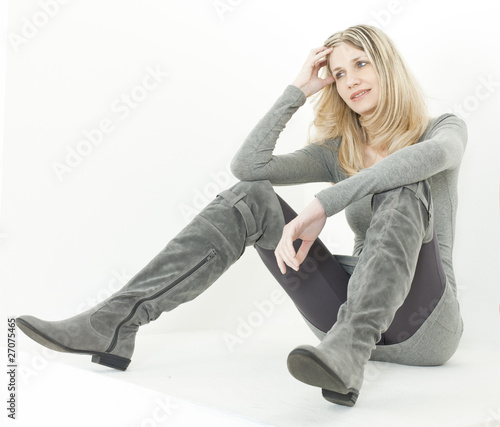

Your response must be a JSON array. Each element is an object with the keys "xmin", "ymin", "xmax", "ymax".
[{"xmin": 351, "ymin": 89, "xmax": 371, "ymax": 100}]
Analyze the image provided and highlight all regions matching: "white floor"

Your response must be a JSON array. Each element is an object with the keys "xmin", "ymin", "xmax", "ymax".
[{"xmin": 5, "ymin": 325, "xmax": 500, "ymax": 427}]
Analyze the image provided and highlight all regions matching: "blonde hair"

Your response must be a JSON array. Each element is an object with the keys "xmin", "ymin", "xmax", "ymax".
[{"xmin": 307, "ymin": 24, "xmax": 430, "ymax": 176}]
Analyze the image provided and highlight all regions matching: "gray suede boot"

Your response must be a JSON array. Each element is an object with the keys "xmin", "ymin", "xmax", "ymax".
[
  {"xmin": 17, "ymin": 180, "xmax": 285, "ymax": 371},
  {"xmin": 287, "ymin": 180, "xmax": 434, "ymax": 406}
]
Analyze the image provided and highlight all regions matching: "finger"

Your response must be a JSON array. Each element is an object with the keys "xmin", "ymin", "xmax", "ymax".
[
  {"xmin": 280, "ymin": 224, "xmax": 296, "ymax": 258},
  {"xmin": 313, "ymin": 46, "xmax": 333, "ymax": 60},
  {"xmin": 285, "ymin": 235, "xmax": 297, "ymax": 266},
  {"xmin": 277, "ymin": 239, "xmax": 298, "ymax": 272},
  {"xmin": 276, "ymin": 239, "xmax": 297, "ymax": 273},
  {"xmin": 285, "ymin": 255, "xmax": 299, "ymax": 271},
  {"xmin": 275, "ymin": 230, "xmax": 288, "ymax": 274},
  {"xmin": 313, "ymin": 58, "xmax": 328, "ymax": 71},
  {"xmin": 295, "ymin": 240, "xmax": 314, "ymax": 265},
  {"xmin": 312, "ymin": 54, "xmax": 332, "ymax": 72},
  {"xmin": 312, "ymin": 58, "xmax": 325, "ymax": 68},
  {"xmin": 320, "ymin": 75, "xmax": 336, "ymax": 87},
  {"xmin": 309, "ymin": 46, "xmax": 332, "ymax": 66},
  {"xmin": 313, "ymin": 45, "xmax": 332, "ymax": 53},
  {"xmin": 279, "ymin": 249, "xmax": 298, "ymax": 273},
  {"xmin": 274, "ymin": 248, "xmax": 287, "ymax": 274},
  {"xmin": 284, "ymin": 249, "xmax": 299, "ymax": 272},
  {"xmin": 310, "ymin": 46, "xmax": 329, "ymax": 54}
]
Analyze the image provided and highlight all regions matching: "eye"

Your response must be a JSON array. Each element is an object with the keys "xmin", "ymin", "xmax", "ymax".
[{"xmin": 335, "ymin": 61, "xmax": 368, "ymax": 79}]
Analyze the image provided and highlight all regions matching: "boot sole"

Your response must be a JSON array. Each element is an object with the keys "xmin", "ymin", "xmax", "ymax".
[
  {"xmin": 287, "ymin": 346, "xmax": 359, "ymax": 407},
  {"xmin": 321, "ymin": 388, "xmax": 358, "ymax": 407},
  {"xmin": 16, "ymin": 318, "xmax": 131, "ymax": 371}
]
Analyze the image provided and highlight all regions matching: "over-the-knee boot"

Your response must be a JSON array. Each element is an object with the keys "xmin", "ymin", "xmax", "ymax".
[
  {"xmin": 286, "ymin": 180, "xmax": 434, "ymax": 406},
  {"xmin": 16, "ymin": 180, "xmax": 285, "ymax": 371}
]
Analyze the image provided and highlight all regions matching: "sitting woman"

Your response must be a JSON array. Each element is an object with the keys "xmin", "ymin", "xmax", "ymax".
[{"xmin": 16, "ymin": 24, "xmax": 467, "ymax": 407}]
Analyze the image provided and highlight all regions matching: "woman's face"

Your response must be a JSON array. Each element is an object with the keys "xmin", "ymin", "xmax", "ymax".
[{"xmin": 328, "ymin": 42, "xmax": 379, "ymax": 117}]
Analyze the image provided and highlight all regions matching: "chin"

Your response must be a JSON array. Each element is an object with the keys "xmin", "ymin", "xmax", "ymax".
[{"xmin": 358, "ymin": 106, "xmax": 376, "ymax": 117}]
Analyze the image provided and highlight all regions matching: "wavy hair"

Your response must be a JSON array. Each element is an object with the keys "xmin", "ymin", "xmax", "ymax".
[{"xmin": 307, "ymin": 24, "xmax": 430, "ymax": 176}]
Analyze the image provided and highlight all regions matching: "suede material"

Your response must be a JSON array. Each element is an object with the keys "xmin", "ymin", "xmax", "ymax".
[
  {"xmin": 288, "ymin": 181, "xmax": 433, "ymax": 396},
  {"xmin": 17, "ymin": 180, "xmax": 285, "ymax": 365},
  {"xmin": 370, "ymin": 280, "xmax": 463, "ymax": 366},
  {"xmin": 302, "ymin": 277, "xmax": 463, "ymax": 367},
  {"xmin": 90, "ymin": 212, "xmax": 241, "ymax": 351},
  {"xmin": 17, "ymin": 313, "xmax": 135, "ymax": 360}
]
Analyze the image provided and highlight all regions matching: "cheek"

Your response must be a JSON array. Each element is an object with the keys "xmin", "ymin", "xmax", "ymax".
[
  {"xmin": 336, "ymin": 85, "xmax": 350, "ymax": 103},
  {"xmin": 370, "ymin": 74, "xmax": 379, "ymax": 91}
]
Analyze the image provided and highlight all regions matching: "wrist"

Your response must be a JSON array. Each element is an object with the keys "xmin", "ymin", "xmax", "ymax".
[
  {"xmin": 291, "ymin": 82, "xmax": 309, "ymax": 98},
  {"xmin": 310, "ymin": 197, "xmax": 327, "ymax": 218}
]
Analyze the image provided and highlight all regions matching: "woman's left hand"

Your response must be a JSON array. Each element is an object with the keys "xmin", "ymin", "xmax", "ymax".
[{"xmin": 274, "ymin": 197, "xmax": 327, "ymax": 274}]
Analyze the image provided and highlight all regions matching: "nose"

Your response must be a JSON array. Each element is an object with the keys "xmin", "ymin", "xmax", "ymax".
[{"xmin": 346, "ymin": 74, "xmax": 361, "ymax": 89}]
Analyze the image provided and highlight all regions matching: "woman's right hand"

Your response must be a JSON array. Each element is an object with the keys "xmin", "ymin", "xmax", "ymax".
[{"xmin": 291, "ymin": 46, "xmax": 335, "ymax": 98}]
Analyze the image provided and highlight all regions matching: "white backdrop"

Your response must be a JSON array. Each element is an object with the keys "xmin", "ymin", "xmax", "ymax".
[{"xmin": 1, "ymin": 0, "xmax": 499, "ymax": 359}]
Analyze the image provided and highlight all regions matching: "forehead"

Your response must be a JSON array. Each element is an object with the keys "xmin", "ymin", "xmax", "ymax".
[{"xmin": 329, "ymin": 43, "xmax": 367, "ymax": 69}]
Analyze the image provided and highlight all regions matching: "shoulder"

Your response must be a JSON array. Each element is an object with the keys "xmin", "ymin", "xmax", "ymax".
[
  {"xmin": 429, "ymin": 113, "xmax": 467, "ymax": 133},
  {"xmin": 419, "ymin": 113, "xmax": 468, "ymax": 142}
]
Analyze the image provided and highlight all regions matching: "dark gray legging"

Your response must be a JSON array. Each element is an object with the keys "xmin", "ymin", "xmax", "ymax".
[{"xmin": 254, "ymin": 193, "xmax": 447, "ymax": 346}]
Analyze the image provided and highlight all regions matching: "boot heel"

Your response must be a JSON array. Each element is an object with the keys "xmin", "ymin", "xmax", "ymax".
[
  {"xmin": 322, "ymin": 388, "xmax": 358, "ymax": 407},
  {"xmin": 92, "ymin": 353, "xmax": 131, "ymax": 371}
]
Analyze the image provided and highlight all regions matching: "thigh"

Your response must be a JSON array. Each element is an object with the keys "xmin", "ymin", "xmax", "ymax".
[
  {"xmin": 255, "ymin": 191, "xmax": 448, "ymax": 348},
  {"xmin": 381, "ymin": 226, "xmax": 447, "ymax": 344},
  {"xmin": 254, "ymin": 194, "xmax": 352, "ymax": 333}
]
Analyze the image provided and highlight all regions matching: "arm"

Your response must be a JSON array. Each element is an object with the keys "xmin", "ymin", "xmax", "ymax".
[
  {"xmin": 274, "ymin": 197, "xmax": 327, "ymax": 274},
  {"xmin": 314, "ymin": 114, "xmax": 468, "ymax": 217},
  {"xmin": 230, "ymin": 84, "xmax": 340, "ymax": 185}
]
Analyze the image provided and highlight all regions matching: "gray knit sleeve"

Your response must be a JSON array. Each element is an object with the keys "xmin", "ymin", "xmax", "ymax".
[
  {"xmin": 230, "ymin": 85, "xmax": 340, "ymax": 185},
  {"xmin": 314, "ymin": 114, "xmax": 468, "ymax": 217}
]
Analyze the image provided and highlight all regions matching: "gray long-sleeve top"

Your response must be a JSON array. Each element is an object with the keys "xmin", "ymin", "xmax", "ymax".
[{"xmin": 230, "ymin": 84, "xmax": 468, "ymax": 295}]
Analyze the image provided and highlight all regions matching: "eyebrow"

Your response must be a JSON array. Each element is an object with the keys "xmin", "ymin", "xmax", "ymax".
[{"xmin": 331, "ymin": 56, "xmax": 367, "ymax": 73}]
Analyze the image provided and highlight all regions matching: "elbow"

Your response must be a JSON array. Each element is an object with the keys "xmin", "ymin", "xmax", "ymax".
[
  {"xmin": 230, "ymin": 157, "xmax": 268, "ymax": 182},
  {"xmin": 230, "ymin": 157, "xmax": 250, "ymax": 181}
]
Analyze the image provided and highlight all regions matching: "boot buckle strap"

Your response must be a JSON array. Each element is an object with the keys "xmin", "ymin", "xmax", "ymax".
[
  {"xmin": 217, "ymin": 189, "xmax": 264, "ymax": 246},
  {"xmin": 414, "ymin": 181, "xmax": 433, "ymax": 221}
]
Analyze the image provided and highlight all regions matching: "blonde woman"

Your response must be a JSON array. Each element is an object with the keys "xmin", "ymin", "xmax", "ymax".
[{"xmin": 17, "ymin": 24, "xmax": 467, "ymax": 407}]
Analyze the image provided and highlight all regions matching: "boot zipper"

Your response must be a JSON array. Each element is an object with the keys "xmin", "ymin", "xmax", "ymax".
[{"xmin": 105, "ymin": 248, "xmax": 217, "ymax": 353}]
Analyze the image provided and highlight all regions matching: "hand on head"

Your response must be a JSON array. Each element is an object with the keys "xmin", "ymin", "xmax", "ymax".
[{"xmin": 291, "ymin": 46, "xmax": 336, "ymax": 98}]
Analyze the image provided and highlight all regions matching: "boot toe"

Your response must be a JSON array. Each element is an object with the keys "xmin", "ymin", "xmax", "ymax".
[
  {"xmin": 16, "ymin": 314, "xmax": 104, "ymax": 353},
  {"xmin": 16, "ymin": 315, "xmax": 74, "ymax": 353},
  {"xmin": 16, "ymin": 315, "xmax": 132, "ymax": 371}
]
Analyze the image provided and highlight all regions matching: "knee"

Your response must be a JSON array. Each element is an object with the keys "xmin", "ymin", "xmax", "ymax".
[
  {"xmin": 371, "ymin": 180, "xmax": 433, "ymax": 218},
  {"xmin": 230, "ymin": 179, "xmax": 275, "ymax": 197},
  {"xmin": 219, "ymin": 180, "xmax": 286, "ymax": 251},
  {"xmin": 218, "ymin": 179, "xmax": 277, "ymax": 213},
  {"xmin": 370, "ymin": 180, "xmax": 434, "ymax": 241}
]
